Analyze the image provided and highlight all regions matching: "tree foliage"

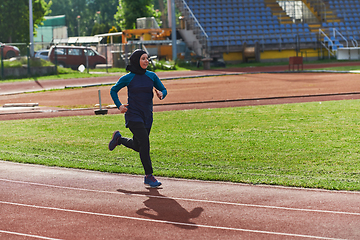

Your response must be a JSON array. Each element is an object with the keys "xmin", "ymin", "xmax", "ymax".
[
  {"xmin": 107, "ymin": 26, "xmax": 121, "ymax": 43},
  {"xmin": 0, "ymin": 0, "xmax": 50, "ymax": 43},
  {"xmin": 45, "ymin": 0, "xmax": 119, "ymax": 37},
  {"xmin": 0, "ymin": 0, "xmax": 167, "ymax": 43},
  {"xmin": 114, "ymin": 0, "xmax": 155, "ymax": 30}
]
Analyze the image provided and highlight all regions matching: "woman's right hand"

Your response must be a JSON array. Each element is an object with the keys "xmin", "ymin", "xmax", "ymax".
[{"xmin": 119, "ymin": 104, "xmax": 128, "ymax": 113}]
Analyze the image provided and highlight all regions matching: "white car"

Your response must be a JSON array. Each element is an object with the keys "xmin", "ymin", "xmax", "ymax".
[{"xmin": 34, "ymin": 50, "xmax": 49, "ymax": 61}]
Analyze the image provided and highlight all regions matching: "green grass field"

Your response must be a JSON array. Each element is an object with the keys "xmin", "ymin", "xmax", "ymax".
[{"xmin": 1, "ymin": 99, "xmax": 360, "ymax": 191}]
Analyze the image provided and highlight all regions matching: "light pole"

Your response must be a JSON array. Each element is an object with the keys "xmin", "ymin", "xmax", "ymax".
[
  {"xmin": 77, "ymin": 15, "xmax": 81, "ymax": 36},
  {"xmin": 170, "ymin": 0, "xmax": 176, "ymax": 61},
  {"xmin": 29, "ymin": 0, "xmax": 34, "ymax": 57}
]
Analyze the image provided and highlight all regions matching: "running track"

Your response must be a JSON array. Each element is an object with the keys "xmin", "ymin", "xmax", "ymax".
[{"xmin": 1, "ymin": 160, "xmax": 360, "ymax": 239}]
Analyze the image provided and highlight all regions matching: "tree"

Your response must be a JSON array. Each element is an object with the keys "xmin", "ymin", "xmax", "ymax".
[
  {"xmin": 107, "ymin": 26, "xmax": 120, "ymax": 43},
  {"xmin": 0, "ymin": 0, "xmax": 50, "ymax": 43},
  {"xmin": 46, "ymin": 0, "xmax": 118, "ymax": 37},
  {"xmin": 114, "ymin": 0, "xmax": 155, "ymax": 30},
  {"xmin": 91, "ymin": 23, "xmax": 109, "ymax": 36},
  {"xmin": 156, "ymin": 0, "xmax": 168, "ymax": 28}
]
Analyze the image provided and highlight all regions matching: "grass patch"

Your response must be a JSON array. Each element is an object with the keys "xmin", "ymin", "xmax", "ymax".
[
  {"xmin": 2, "ymin": 57, "xmax": 52, "ymax": 68},
  {"xmin": 1, "ymin": 66, "xmax": 110, "ymax": 83},
  {"xmin": 1, "ymin": 100, "xmax": 360, "ymax": 191},
  {"xmin": 315, "ymin": 66, "xmax": 360, "ymax": 71}
]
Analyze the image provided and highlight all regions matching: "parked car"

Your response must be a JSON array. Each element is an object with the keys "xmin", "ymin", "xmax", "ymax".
[
  {"xmin": 34, "ymin": 49, "xmax": 50, "ymax": 61},
  {"xmin": 48, "ymin": 45, "xmax": 106, "ymax": 70},
  {"xmin": 0, "ymin": 43, "xmax": 20, "ymax": 59}
]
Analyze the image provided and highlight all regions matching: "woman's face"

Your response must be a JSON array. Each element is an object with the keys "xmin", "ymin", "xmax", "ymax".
[{"xmin": 139, "ymin": 53, "xmax": 149, "ymax": 69}]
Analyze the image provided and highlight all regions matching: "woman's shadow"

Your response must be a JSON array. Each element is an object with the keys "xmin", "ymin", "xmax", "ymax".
[{"xmin": 117, "ymin": 188, "xmax": 204, "ymax": 229}]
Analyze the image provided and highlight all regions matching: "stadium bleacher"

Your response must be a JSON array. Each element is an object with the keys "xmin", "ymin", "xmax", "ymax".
[
  {"xmin": 175, "ymin": 0, "xmax": 360, "ymax": 60},
  {"xmin": 183, "ymin": 0, "xmax": 317, "ymax": 49},
  {"xmin": 326, "ymin": 0, "xmax": 360, "ymax": 40}
]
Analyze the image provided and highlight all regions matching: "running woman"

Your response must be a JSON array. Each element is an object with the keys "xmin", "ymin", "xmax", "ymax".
[{"xmin": 108, "ymin": 49, "xmax": 167, "ymax": 188}]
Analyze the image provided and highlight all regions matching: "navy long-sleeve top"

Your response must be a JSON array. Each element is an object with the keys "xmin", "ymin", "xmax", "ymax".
[{"xmin": 110, "ymin": 70, "xmax": 167, "ymax": 128}]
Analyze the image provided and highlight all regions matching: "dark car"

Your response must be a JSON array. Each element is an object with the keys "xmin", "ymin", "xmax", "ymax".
[
  {"xmin": 48, "ymin": 45, "xmax": 106, "ymax": 69},
  {"xmin": 0, "ymin": 43, "xmax": 20, "ymax": 59}
]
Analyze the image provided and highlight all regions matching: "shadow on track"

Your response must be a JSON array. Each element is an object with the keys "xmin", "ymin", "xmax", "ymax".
[{"xmin": 117, "ymin": 188, "xmax": 204, "ymax": 229}]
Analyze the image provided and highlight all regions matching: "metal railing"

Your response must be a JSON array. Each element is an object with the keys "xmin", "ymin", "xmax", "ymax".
[
  {"xmin": 175, "ymin": 0, "xmax": 209, "ymax": 57},
  {"xmin": 319, "ymin": 28, "xmax": 348, "ymax": 57},
  {"xmin": 331, "ymin": 28, "xmax": 348, "ymax": 48}
]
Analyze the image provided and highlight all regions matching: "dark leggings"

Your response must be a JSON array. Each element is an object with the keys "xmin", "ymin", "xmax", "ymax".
[{"xmin": 118, "ymin": 121, "xmax": 153, "ymax": 175}]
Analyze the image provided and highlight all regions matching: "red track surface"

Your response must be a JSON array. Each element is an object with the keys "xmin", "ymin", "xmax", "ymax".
[
  {"xmin": 1, "ymin": 63, "xmax": 360, "ymax": 239},
  {"xmin": 1, "ymin": 160, "xmax": 360, "ymax": 239}
]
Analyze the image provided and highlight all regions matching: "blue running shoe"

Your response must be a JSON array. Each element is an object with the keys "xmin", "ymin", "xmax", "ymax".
[
  {"xmin": 144, "ymin": 174, "xmax": 162, "ymax": 188},
  {"xmin": 108, "ymin": 131, "xmax": 121, "ymax": 151}
]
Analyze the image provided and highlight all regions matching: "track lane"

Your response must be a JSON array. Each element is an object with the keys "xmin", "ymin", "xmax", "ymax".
[{"xmin": 1, "ymin": 161, "xmax": 360, "ymax": 239}]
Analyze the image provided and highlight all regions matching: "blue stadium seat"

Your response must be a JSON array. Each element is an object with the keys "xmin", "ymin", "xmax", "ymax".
[
  {"xmin": 288, "ymin": 37, "xmax": 296, "ymax": 43},
  {"xmin": 264, "ymin": 38, "xmax": 271, "ymax": 44},
  {"xmin": 297, "ymin": 28, "xmax": 305, "ymax": 33},
  {"xmin": 247, "ymin": 40, "xmax": 254, "ymax": 45},
  {"xmin": 283, "ymin": 38, "xmax": 290, "ymax": 43}
]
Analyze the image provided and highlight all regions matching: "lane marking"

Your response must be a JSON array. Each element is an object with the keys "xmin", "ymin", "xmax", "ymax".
[
  {"xmin": 0, "ymin": 200, "xmax": 345, "ymax": 240},
  {"xmin": 0, "ymin": 230, "xmax": 62, "ymax": 240},
  {"xmin": 1, "ymin": 178, "xmax": 360, "ymax": 217}
]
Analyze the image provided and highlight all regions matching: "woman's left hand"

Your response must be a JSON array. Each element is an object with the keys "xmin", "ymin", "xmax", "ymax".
[{"xmin": 155, "ymin": 89, "xmax": 163, "ymax": 100}]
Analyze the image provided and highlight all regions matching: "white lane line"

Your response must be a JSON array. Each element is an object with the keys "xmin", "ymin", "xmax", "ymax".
[
  {"xmin": 0, "ymin": 230, "xmax": 62, "ymax": 240},
  {"xmin": 0, "ymin": 200, "xmax": 345, "ymax": 240},
  {"xmin": 1, "ymin": 178, "xmax": 360, "ymax": 217}
]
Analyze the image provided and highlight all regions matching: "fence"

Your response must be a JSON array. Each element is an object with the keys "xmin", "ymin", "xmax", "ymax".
[{"xmin": 0, "ymin": 41, "xmax": 158, "ymax": 79}]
